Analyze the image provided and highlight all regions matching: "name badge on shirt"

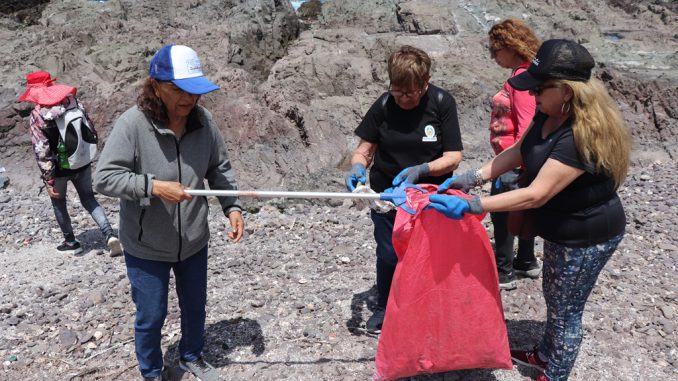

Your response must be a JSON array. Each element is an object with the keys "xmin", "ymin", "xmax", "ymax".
[{"xmin": 422, "ymin": 125, "xmax": 438, "ymax": 142}]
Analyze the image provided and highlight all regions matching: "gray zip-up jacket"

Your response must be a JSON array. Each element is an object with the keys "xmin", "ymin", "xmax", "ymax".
[{"xmin": 94, "ymin": 105, "xmax": 242, "ymax": 262}]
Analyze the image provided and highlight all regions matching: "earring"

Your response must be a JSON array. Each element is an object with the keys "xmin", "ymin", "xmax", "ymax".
[{"xmin": 561, "ymin": 101, "xmax": 571, "ymax": 114}]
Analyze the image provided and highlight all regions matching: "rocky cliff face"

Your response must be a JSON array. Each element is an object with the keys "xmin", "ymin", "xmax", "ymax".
[{"xmin": 0, "ymin": 0, "xmax": 676, "ymax": 190}]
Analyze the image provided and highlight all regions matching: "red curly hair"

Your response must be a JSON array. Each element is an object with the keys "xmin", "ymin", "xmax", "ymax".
[{"xmin": 488, "ymin": 19, "xmax": 541, "ymax": 61}]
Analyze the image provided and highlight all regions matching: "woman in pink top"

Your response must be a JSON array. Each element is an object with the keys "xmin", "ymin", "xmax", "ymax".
[{"xmin": 487, "ymin": 19, "xmax": 541, "ymax": 290}]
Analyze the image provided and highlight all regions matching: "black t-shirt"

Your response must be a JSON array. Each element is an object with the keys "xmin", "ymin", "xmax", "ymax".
[
  {"xmin": 354, "ymin": 84, "xmax": 463, "ymax": 192},
  {"xmin": 521, "ymin": 112, "xmax": 625, "ymax": 247}
]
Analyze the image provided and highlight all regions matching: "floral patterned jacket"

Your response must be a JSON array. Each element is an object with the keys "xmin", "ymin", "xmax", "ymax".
[{"xmin": 27, "ymin": 95, "xmax": 97, "ymax": 183}]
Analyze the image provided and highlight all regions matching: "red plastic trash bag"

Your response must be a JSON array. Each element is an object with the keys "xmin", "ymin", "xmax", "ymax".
[{"xmin": 374, "ymin": 185, "xmax": 512, "ymax": 380}]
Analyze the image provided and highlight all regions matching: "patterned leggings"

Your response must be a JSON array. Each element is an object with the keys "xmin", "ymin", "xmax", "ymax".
[{"xmin": 538, "ymin": 233, "xmax": 624, "ymax": 381}]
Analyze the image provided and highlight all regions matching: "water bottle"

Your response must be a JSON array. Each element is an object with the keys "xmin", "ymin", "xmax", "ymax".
[{"xmin": 57, "ymin": 138, "xmax": 70, "ymax": 169}]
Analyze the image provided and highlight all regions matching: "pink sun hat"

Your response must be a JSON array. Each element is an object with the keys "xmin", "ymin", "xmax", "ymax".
[{"xmin": 18, "ymin": 71, "xmax": 77, "ymax": 106}]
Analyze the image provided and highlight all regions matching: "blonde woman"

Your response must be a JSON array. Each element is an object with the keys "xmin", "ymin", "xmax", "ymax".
[{"xmin": 428, "ymin": 39, "xmax": 632, "ymax": 381}]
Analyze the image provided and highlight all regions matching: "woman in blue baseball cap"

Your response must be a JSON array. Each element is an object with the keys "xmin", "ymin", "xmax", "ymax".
[
  {"xmin": 427, "ymin": 39, "xmax": 632, "ymax": 381},
  {"xmin": 95, "ymin": 44, "xmax": 244, "ymax": 381}
]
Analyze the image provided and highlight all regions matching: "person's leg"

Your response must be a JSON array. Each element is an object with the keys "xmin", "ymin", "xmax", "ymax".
[
  {"xmin": 515, "ymin": 237, "xmax": 537, "ymax": 265},
  {"xmin": 490, "ymin": 211, "xmax": 515, "ymax": 279},
  {"xmin": 50, "ymin": 176, "xmax": 75, "ymax": 241},
  {"xmin": 174, "ymin": 246, "xmax": 208, "ymax": 362},
  {"xmin": 539, "ymin": 234, "xmax": 623, "ymax": 381},
  {"xmin": 371, "ymin": 210, "xmax": 397, "ymax": 308},
  {"xmin": 71, "ymin": 166, "xmax": 113, "ymax": 238},
  {"xmin": 490, "ymin": 180, "xmax": 516, "ymax": 288},
  {"xmin": 125, "ymin": 252, "xmax": 172, "ymax": 378}
]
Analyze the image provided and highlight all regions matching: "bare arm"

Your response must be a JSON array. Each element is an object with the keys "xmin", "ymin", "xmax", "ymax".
[
  {"xmin": 479, "ymin": 158, "xmax": 584, "ymax": 212},
  {"xmin": 350, "ymin": 139, "xmax": 377, "ymax": 166},
  {"xmin": 478, "ymin": 120, "xmax": 534, "ymax": 181},
  {"xmin": 428, "ymin": 150, "xmax": 462, "ymax": 176}
]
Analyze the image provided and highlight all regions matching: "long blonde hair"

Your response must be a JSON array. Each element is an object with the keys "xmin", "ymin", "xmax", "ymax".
[{"xmin": 561, "ymin": 79, "xmax": 632, "ymax": 188}]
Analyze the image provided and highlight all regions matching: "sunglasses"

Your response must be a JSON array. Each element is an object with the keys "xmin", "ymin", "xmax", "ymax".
[{"xmin": 530, "ymin": 84, "xmax": 558, "ymax": 96}]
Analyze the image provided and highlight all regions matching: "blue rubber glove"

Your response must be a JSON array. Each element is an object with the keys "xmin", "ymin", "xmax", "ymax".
[
  {"xmin": 345, "ymin": 163, "xmax": 366, "ymax": 192},
  {"xmin": 427, "ymin": 194, "xmax": 483, "ymax": 219},
  {"xmin": 392, "ymin": 163, "xmax": 430, "ymax": 187},
  {"xmin": 437, "ymin": 169, "xmax": 483, "ymax": 193}
]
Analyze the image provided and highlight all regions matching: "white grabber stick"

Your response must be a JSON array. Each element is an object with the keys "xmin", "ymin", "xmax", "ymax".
[{"xmin": 184, "ymin": 183, "xmax": 422, "ymax": 214}]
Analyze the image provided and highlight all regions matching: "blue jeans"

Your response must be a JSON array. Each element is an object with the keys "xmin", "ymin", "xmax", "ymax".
[
  {"xmin": 538, "ymin": 233, "xmax": 623, "ymax": 381},
  {"xmin": 50, "ymin": 165, "xmax": 113, "ymax": 241},
  {"xmin": 370, "ymin": 210, "xmax": 397, "ymax": 308},
  {"xmin": 124, "ymin": 246, "xmax": 208, "ymax": 378}
]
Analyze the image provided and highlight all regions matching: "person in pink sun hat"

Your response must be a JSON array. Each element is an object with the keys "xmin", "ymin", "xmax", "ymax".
[
  {"xmin": 19, "ymin": 71, "xmax": 122, "ymax": 257},
  {"xmin": 19, "ymin": 71, "xmax": 76, "ymax": 106}
]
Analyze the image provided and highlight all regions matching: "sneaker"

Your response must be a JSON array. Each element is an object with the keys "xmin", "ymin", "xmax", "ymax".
[
  {"xmin": 179, "ymin": 357, "xmax": 219, "ymax": 381},
  {"xmin": 106, "ymin": 235, "xmax": 122, "ymax": 257},
  {"xmin": 511, "ymin": 346, "xmax": 548, "ymax": 371},
  {"xmin": 56, "ymin": 240, "xmax": 83, "ymax": 255},
  {"xmin": 498, "ymin": 273, "xmax": 517, "ymax": 290},
  {"xmin": 366, "ymin": 306, "xmax": 385, "ymax": 334},
  {"xmin": 514, "ymin": 262, "xmax": 541, "ymax": 279}
]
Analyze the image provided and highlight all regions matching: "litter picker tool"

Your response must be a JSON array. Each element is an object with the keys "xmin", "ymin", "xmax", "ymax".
[{"xmin": 185, "ymin": 183, "xmax": 425, "ymax": 214}]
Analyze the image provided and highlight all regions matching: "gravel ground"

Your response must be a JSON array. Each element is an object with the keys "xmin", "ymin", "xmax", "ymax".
[{"xmin": 0, "ymin": 162, "xmax": 676, "ymax": 381}]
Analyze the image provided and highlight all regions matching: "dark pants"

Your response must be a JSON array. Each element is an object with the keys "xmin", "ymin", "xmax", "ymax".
[
  {"xmin": 50, "ymin": 166, "xmax": 113, "ymax": 241},
  {"xmin": 539, "ymin": 233, "xmax": 623, "ymax": 380},
  {"xmin": 124, "ymin": 246, "xmax": 208, "ymax": 378},
  {"xmin": 490, "ymin": 169, "xmax": 536, "ymax": 278},
  {"xmin": 370, "ymin": 209, "xmax": 397, "ymax": 308}
]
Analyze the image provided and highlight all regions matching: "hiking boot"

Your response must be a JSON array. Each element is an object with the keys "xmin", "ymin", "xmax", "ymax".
[
  {"xmin": 106, "ymin": 234, "xmax": 122, "ymax": 257},
  {"xmin": 56, "ymin": 240, "xmax": 83, "ymax": 255},
  {"xmin": 366, "ymin": 306, "xmax": 385, "ymax": 334},
  {"xmin": 514, "ymin": 261, "xmax": 541, "ymax": 279},
  {"xmin": 179, "ymin": 357, "xmax": 219, "ymax": 381},
  {"xmin": 511, "ymin": 346, "xmax": 548, "ymax": 371},
  {"xmin": 498, "ymin": 273, "xmax": 517, "ymax": 290}
]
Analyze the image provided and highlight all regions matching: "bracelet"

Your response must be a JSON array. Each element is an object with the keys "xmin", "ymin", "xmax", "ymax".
[{"xmin": 472, "ymin": 169, "xmax": 484, "ymax": 186}]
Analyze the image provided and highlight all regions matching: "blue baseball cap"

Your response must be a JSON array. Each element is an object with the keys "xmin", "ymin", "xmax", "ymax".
[{"xmin": 149, "ymin": 44, "xmax": 219, "ymax": 95}]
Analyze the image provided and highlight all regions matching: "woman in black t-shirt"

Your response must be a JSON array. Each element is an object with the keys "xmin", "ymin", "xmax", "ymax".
[
  {"xmin": 427, "ymin": 40, "xmax": 631, "ymax": 381},
  {"xmin": 344, "ymin": 45, "xmax": 463, "ymax": 335}
]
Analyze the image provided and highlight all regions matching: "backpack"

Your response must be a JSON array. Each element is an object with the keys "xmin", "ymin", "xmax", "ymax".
[{"xmin": 54, "ymin": 97, "xmax": 98, "ymax": 170}]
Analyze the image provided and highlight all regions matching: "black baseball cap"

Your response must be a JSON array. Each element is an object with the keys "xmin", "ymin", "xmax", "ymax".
[{"xmin": 508, "ymin": 39, "xmax": 595, "ymax": 91}]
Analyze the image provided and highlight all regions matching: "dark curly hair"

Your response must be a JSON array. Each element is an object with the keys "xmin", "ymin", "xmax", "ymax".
[
  {"xmin": 488, "ymin": 19, "xmax": 541, "ymax": 62},
  {"xmin": 137, "ymin": 78, "xmax": 168, "ymax": 124}
]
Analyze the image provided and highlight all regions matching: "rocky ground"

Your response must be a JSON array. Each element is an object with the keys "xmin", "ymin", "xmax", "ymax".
[
  {"xmin": 0, "ymin": 0, "xmax": 676, "ymax": 380},
  {"xmin": 0, "ymin": 161, "xmax": 676, "ymax": 381}
]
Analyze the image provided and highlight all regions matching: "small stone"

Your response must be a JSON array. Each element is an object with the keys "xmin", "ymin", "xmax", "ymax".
[
  {"xmin": 58, "ymin": 329, "xmax": 78, "ymax": 346},
  {"xmin": 339, "ymin": 256, "xmax": 350, "ymax": 264},
  {"xmin": 93, "ymin": 331, "xmax": 104, "ymax": 341},
  {"xmin": 660, "ymin": 305, "xmax": 674, "ymax": 319},
  {"xmin": 250, "ymin": 300, "xmax": 265, "ymax": 308}
]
